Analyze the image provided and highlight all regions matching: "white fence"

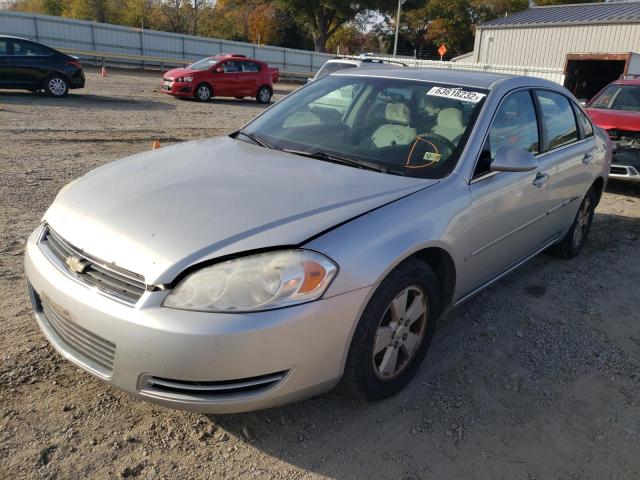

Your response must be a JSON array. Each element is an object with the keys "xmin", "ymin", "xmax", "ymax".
[
  {"xmin": 0, "ymin": 10, "xmax": 334, "ymax": 73},
  {"xmin": 365, "ymin": 54, "xmax": 566, "ymax": 85}
]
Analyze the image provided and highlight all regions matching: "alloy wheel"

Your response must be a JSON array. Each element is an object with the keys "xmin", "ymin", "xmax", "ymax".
[
  {"xmin": 373, "ymin": 286, "xmax": 428, "ymax": 380},
  {"xmin": 572, "ymin": 197, "xmax": 592, "ymax": 248},
  {"xmin": 259, "ymin": 88, "xmax": 270, "ymax": 103},
  {"xmin": 197, "ymin": 86, "xmax": 210, "ymax": 101},
  {"xmin": 48, "ymin": 77, "xmax": 67, "ymax": 96}
]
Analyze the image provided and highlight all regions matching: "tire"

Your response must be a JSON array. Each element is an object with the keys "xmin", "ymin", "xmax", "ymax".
[
  {"xmin": 341, "ymin": 259, "xmax": 440, "ymax": 401},
  {"xmin": 256, "ymin": 86, "xmax": 272, "ymax": 104},
  {"xmin": 194, "ymin": 83, "xmax": 212, "ymax": 102},
  {"xmin": 548, "ymin": 188, "xmax": 596, "ymax": 259},
  {"xmin": 44, "ymin": 75, "xmax": 69, "ymax": 97}
]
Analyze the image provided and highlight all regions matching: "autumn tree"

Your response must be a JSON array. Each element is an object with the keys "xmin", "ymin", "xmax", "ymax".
[{"xmin": 275, "ymin": 0, "xmax": 395, "ymax": 52}]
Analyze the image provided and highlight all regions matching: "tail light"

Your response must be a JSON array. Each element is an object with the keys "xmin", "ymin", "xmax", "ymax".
[{"xmin": 67, "ymin": 60, "xmax": 82, "ymax": 68}]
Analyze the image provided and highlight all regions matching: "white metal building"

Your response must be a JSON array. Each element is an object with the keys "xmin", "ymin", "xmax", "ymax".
[{"xmin": 470, "ymin": 1, "xmax": 640, "ymax": 67}]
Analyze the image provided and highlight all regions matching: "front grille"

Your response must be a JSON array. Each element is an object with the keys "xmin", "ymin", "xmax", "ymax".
[
  {"xmin": 31, "ymin": 287, "xmax": 116, "ymax": 376},
  {"xmin": 139, "ymin": 371, "xmax": 288, "ymax": 401},
  {"xmin": 39, "ymin": 226, "xmax": 146, "ymax": 305}
]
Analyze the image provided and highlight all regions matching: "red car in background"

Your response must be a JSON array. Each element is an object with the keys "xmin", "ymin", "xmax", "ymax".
[
  {"xmin": 161, "ymin": 54, "xmax": 278, "ymax": 104},
  {"xmin": 585, "ymin": 77, "xmax": 640, "ymax": 183}
]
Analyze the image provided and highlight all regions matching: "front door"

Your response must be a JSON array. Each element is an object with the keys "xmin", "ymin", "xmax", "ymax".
[{"xmin": 461, "ymin": 89, "xmax": 554, "ymax": 295}]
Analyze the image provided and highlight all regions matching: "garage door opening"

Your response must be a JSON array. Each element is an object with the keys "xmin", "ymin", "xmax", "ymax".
[{"xmin": 564, "ymin": 56, "xmax": 626, "ymax": 102}]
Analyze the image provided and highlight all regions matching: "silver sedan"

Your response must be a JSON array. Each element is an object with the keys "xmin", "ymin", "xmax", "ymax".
[{"xmin": 25, "ymin": 68, "xmax": 611, "ymax": 413}]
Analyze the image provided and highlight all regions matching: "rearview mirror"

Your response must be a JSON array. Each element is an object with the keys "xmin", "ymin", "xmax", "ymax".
[{"xmin": 490, "ymin": 145, "xmax": 537, "ymax": 172}]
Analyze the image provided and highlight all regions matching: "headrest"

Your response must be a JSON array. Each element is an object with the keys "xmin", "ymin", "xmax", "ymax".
[
  {"xmin": 437, "ymin": 108, "xmax": 464, "ymax": 129},
  {"xmin": 385, "ymin": 103, "xmax": 410, "ymax": 125}
]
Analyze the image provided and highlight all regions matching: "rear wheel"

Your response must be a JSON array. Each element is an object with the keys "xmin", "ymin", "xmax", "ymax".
[
  {"xmin": 548, "ymin": 188, "xmax": 596, "ymax": 259},
  {"xmin": 341, "ymin": 259, "xmax": 439, "ymax": 401},
  {"xmin": 44, "ymin": 75, "xmax": 69, "ymax": 97},
  {"xmin": 195, "ymin": 83, "xmax": 212, "ymax": 102},
  {"xmin": 256, "ymin": 86, "xmax": 272, "ymax": 104}
]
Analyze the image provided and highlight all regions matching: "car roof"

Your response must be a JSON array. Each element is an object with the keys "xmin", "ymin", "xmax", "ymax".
[
  {"xmin": 0, "ymin": 35, "xmax": 29, "ymax": 41},
  {"xmin": 332, "ymin": 66, "xmax": 558, "ymax": 90}
]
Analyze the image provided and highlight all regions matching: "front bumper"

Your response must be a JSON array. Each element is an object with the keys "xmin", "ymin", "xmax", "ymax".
[
  {"xmin": 24, "ymin": 225, "xmax": 371, "ymax": 413},
  {"xmin": 609, "ymin": 163, "xmax": 640, "ymax": 183},
  {"xmin": 160, "ymin": 81, "xmax": 193, "ymax": 97}
]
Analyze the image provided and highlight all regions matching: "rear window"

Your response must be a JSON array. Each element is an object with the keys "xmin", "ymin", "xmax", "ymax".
[{"xmin": 536, "ymin": 90, "xmax": 578, "ymax": 150}]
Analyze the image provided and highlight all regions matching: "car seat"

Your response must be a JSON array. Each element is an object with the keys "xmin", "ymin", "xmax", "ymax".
[
  {"xmin": 431, "ymin": 108, "xmax": 465, "ymax": 142},
  {"xmin": 371, "ymin": 103, "xmax": 417, "ymax": 147}
]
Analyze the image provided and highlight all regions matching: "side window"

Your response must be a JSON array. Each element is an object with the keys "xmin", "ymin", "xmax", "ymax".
[
  {"xmin": 575, "ymin": 107, "xmax": 593, "ymax": 138},
  {"xmin": 13, "ymin": 40, "xmax": 49, "ymax": 56},
  {"xmin": 240, "ymin": 62, "xmax": 260, "ymax": 73},
  {"xmin": 475, "ymin": 90, "xmax": 539, "ymax": 178},
  {"xmin": 0, "ymin": 39, "xmax": 10, "ymax": 56},
  {"xmin": 535, "ymin": 90, "xmax": 578, "ymax": 150},
  {"xmin": 222, "ymin": 61, "xmax": 240, "ymax": 73}
]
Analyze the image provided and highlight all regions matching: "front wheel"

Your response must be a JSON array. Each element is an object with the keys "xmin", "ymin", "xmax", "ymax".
[
  {"xmin": 195, "ymin": 84, "xmax": 212, "ymax": 102},
  {"xmin": 341, "ymin": 259, "xmax": 440, "ymax": 401},
  {"xmin": 548, "ymin": 188, "xmax": 596, "ymax": 259},
  {"xmin": 44, "ymin": 75, "xmax": 69, "ymax": 97},
  {"xmin": 256, "ymin": 86, "xmax": 272, "ymax": 104}
]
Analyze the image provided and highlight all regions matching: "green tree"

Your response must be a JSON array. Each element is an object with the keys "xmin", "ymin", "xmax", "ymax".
[{"xmin": 275, "ymin": 0, "xmax": 394, "ymax": 52}]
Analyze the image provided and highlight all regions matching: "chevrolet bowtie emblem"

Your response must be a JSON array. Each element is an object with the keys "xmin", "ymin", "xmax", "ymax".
[{"xmin": 65, "ymin": 255, "xmax": 89, "ymax": 274}]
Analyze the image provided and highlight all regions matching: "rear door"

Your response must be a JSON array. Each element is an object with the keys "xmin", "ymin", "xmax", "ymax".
[
  {"xmin": 533, "ymin": 89, "xmax": 595, "ymax": 233},
  {"xmin": 462, "ymin": 89, "xmax": 554, "ymax": 293}
]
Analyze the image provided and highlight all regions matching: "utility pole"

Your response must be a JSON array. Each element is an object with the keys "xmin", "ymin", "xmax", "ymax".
[{"xmin": 393, "ymin": 0, "xmax": 402, "ymax": 57}]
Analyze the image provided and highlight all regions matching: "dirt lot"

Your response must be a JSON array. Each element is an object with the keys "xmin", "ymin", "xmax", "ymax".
[{"xmin": 1, "ymin": 67, "xmax": 639, "ymax": 480}]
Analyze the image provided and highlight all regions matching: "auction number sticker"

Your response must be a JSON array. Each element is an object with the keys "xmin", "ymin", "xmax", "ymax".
[{"xmin": 427, "ymin": 86, "xmax": 486, "ymax": 103}]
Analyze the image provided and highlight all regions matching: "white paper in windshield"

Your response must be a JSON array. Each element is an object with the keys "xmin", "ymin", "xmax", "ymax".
[{"xmin": 426, "ymin": 86, "xmax": 486, "ymax": 103}]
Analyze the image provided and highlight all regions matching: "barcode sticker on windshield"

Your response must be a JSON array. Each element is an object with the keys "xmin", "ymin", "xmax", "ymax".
[{"xmin": 426, "ymin": 86, "xmax": 486, "ymax": 103}]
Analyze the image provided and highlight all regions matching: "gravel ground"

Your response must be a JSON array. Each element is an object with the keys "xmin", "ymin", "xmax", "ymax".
[{"xmin": 1, "ymin": 67, "xmax": 639, "ymax": 480}]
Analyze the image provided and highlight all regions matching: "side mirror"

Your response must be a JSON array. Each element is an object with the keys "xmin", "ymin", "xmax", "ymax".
[
  {"xmin": 490, "ymin": 145, "xmax": 537, "ymax": 172},
  {"xmin": 578, "ymin": 99, "xmax": 587, "ymax": 107},
  {"xmin": 214, "ymin": 67, "xmax": 224, "ymax": 73}
]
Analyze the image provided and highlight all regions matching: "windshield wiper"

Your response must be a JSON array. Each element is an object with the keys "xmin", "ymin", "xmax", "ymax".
[
  {"xmin": 234, "ymin": 130, "xmax": 273, "ymax": 149},
  {"xmin": 281, "ymin": 148, "xmax": 402, "ymax": 175}
]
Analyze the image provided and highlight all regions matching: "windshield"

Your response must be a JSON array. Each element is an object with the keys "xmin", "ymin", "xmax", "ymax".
[
  {"xmin": 242, "ymin": 75, "xmax": 487, "ymax": 178},
  {"xmin": 188, "ymin": 58, "xmax": 218, "ymax": 71},
  {"xmin": 589, "ymin": 84, "xmax": 640, "ymax": 112}
]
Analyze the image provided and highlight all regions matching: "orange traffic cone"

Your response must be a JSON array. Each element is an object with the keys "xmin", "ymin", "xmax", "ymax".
[
  {"xmin": 101, "ymin": 66, "xmax": 107, "ymax": 77},
  {"xmin": 152, "ymin": 140, "xmax": 161, "ymax": 150}
]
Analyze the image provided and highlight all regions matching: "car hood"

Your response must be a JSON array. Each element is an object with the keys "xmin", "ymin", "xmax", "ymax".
[
  {"xmin": 585, "ymin": 108, "xmax": 640, "ymax": 132},
  {"xmin": 163, "ymin": 67, "xmax": 195, "ymax": 80},
  {"xmin": 45, "ymin": 137, "xmax": 435, "ymax": 284}
]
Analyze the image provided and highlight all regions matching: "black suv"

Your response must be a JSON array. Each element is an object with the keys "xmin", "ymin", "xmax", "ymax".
[{"xmin": 0, "ymin": 36, "xmax": 85, "ymax": 97}]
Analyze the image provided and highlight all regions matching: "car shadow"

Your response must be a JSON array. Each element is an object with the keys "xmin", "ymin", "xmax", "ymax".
[
  {"xmin": 202, "ymin": 211, "xmax": 639, "ymax": 479},
  {"xmin": 0, "ymin": 91, "xmax": 177, "ymax": 111}
]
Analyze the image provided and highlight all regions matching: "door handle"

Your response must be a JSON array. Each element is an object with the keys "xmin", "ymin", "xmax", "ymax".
[
  {"xmin": 582, "ymin": 152, "xmax": 593, "ymax": 165},
  {"xmin": 532, "ymin": 171, "xmax": 549, "ymax": 187}
]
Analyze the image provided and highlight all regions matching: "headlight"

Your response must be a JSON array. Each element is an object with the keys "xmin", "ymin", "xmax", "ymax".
[
  {"xmin": 177, "ymin": 76, "xmax": 193, "ymax": 83},
  {"xmin": 163, "ymin": 250, "xmax": 338, "ymax": 312}
]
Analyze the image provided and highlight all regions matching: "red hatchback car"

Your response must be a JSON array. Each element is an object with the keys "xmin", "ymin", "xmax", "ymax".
[
  {"xmin": 585, "ymin": 77, "xmax": 640, "ymax": 183},
  {"xmin": 161, "ymin": 54, "xmax": 278, "ymax": 103}
]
